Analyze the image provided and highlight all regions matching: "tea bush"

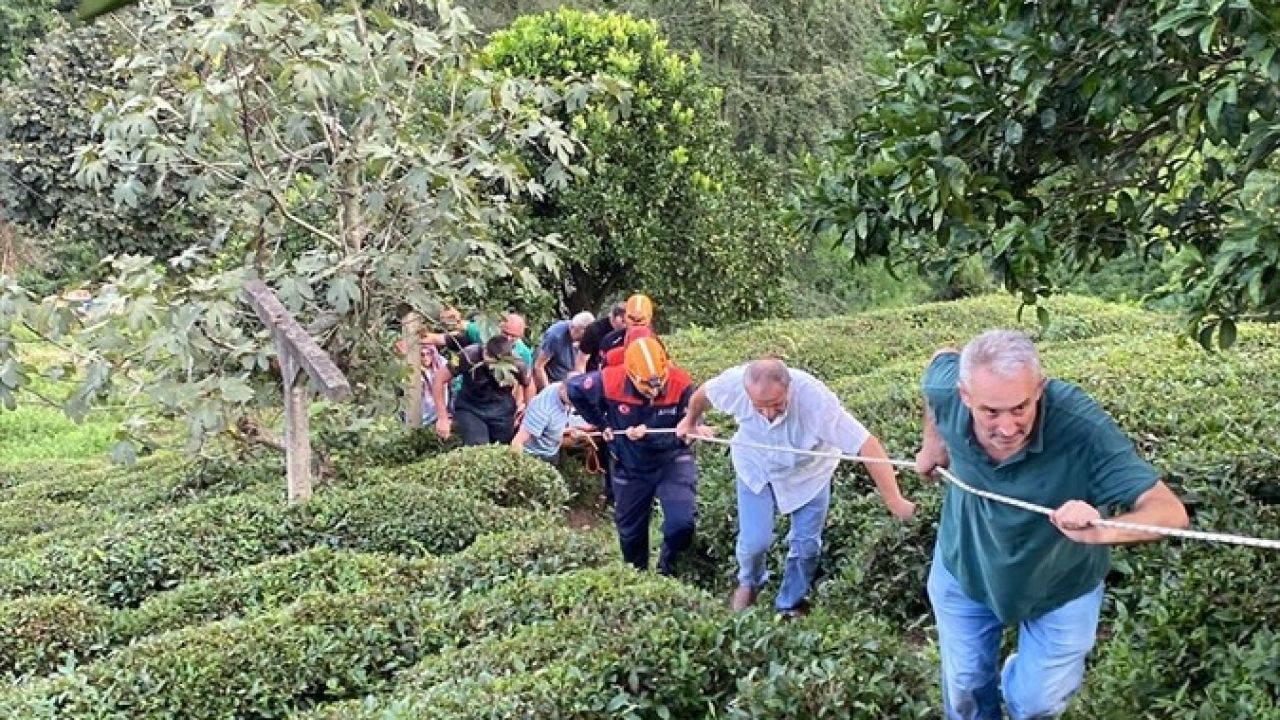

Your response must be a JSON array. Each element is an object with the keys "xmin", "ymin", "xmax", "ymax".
[
  {"xmin": 0, "ymin": 591, "xmax": 446, "ymax": 719},
  {"xmin": 0, "ymin": 481, "xmax": 534, "ymax": 607},
  {"xmin": 408, "ymin": 444, "xmax": 572, "ymax": 510},
  {"xmin": 0, "ymin": 594, "xmax": 111, "ymax": 678}
]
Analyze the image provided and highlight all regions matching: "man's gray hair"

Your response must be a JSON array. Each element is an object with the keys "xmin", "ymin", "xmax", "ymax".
[
  {"xmin": 744, "ymin": 357, "xmax": 791, "ymax": 389},
  {"xmin": 959, "ymin": 329, "xmax": 1043, "ymax": 386},
  {"xmin": 570, "ymin": 311, "xmax": 595, "ymax": 329}
]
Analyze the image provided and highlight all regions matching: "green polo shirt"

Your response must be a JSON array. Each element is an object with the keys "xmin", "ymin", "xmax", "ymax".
[{"xmin": 924, "ymin": 352, "xmax": 1157, "ymax": 623}]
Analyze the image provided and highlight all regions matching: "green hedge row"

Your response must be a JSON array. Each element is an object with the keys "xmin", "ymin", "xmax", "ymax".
[
  {"xmin": 0, "ymin": 479, "xmax": 535, "ymax": 607},
  {"xmin": 0, "ymin": 524, "xmax": 611, "ymax": 683},
  {"xmin": 301, "ymin": 568, "xmax": 934, "ymax": 719},
  {"xmin": 358, "ymin": 445, "xmax": 572, "ymax": 511},
  {"xmin": 0, "ymin": 453, "xmax": 283, "ymax": 553},
  {"xmin": 666, "ymin": 293, "xmax": 1168, "ymax": 383},
  {"xmin": 0, "ymin": 590, "xmax": 443, "ymax": 719}
]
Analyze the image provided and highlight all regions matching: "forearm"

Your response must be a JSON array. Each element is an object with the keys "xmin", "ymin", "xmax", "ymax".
[
  {"xmin": 510, "ymin": 427, "xmax": 530, "ymax": 452},
  {"xmin": 683, "ymin": 386, "xmax": 711, "ymax": 426},
  {"xmin": 859, "ymin": 436, "xmax": 907, "ymax": 503},
  {"xmin": 1101, "ymin": 482, "xmax": 1189, "ymax": 544},
  {"xmin": 920, "ymin": 401, "xmax": 949, "ymax": 465},
  {"xmin": 432, "ymin": 373, "xmax": 451, "ymax": 418}
]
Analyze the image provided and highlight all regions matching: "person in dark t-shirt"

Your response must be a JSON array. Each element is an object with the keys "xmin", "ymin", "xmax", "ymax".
[{"xmin": 432, "ymin": 335, "xmax": 534, "ymax": 446}]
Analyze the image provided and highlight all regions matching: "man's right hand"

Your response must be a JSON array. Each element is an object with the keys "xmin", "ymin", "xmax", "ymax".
[
  {"xmin": 915, "ymin": 447, "xmax": 949, "ymax": 479},
  {"xmin": 435, "ymin": 415, "xmax": 451, "ymax": 440},
  {"xmin": 674, "ymin": 417, "xmax": 697, "ymax": 442}
]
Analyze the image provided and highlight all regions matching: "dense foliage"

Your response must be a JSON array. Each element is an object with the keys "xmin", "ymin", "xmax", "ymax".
[
  {"xmin": 0, "ymin": 16, "xmax": 212, "ymax": 295},
  {"xmin": 1, "ymin": 295, "xmax": 1277, "ymax": 717},
  {"xmin": 482, "ymin": 8, "xmax": 792, "ymax": 325},
  {"xmin": 805, "ymin": 0, "xmax": 1280, "ymax": 347}
]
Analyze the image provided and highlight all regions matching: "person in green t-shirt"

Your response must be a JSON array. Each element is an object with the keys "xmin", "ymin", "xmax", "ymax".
[{"xmin": 915, "ymin": 329, "xmax": 1188, "ymax": 720}]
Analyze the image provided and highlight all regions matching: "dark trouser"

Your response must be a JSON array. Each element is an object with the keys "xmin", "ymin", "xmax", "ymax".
[
  {"xmin": 454, "ymin": 401, "xmax": 516, "ymax": 446},
  {"xmin": 601, "ymin": 450, "xmax": 614, "ymax": 505},
  {"xmin": 613, "ymin": 453, "xmax": 697, "ymax": 575}
]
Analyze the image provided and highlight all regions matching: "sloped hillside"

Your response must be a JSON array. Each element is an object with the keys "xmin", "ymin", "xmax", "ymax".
[{"xmin": 1, "ymin": 294, "xmax": 1276, "ymax": 718}]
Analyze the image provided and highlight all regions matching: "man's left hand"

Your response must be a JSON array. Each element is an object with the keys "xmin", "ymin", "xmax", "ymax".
[
  {"xmin": 624, "ymin": 424, "xmax": 648, "ymax": 441},
  {"xmin": 1050, "ymin": 500, "xmax": 1108, "ymax": 544}
]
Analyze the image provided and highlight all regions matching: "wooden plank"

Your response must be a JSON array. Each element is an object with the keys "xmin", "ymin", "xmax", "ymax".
[
  {"xmin": 282, "ymin": 370, "xmax": 313, "ymax": 503},
  {"xmin": 242, "ymin": 279, "xmax": 352, "ymax": 402},
  {"xmin": 401, "ymin": 312, "xmax": 424, "ymax": 429}
]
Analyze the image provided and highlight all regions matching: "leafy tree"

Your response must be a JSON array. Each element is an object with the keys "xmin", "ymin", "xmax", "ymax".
[
  {"xmin": 0, "ymin": 15, "xmax": 212, "ymax": 294},
  {"xmin": 1, "ymin": 0, "xmax": 605, "ymax": 458},
  {"xmin": 466, "ymin": 0, "xmax": 888, "ymax": 159},
  {"xmin": 803, "ymin": 0, "xmax": 1280, "ymax": 347},
  {"xmin": 483, "ymin": 8, "xmax": 792, "ymax": 325}
]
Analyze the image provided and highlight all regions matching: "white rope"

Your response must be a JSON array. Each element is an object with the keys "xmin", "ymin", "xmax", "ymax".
[{"xmin": 583, "ymin": 428, "xmax": 1280, "ymax": 551}]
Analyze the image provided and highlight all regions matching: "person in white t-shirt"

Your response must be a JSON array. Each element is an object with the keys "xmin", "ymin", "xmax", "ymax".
[{"xmin": 676, "ymin": 357, "xmax": 915, "ymax": 616}]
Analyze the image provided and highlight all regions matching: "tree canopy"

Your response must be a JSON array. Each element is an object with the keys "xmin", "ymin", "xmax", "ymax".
[
  {"xmin": 483, "ymin": 7, "xmax": 792, "ymax": 325},
  {"xmin": 804, "ymin": 0, "xmax": 1280, "ymax": 347},
  {"xmin": 1, "ymin": 0, "xmax": 610, "ymax": 456}
]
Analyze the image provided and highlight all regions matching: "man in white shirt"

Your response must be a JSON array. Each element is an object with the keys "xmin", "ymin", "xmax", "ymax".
[{"xmin": 676, "ymin": 357, "xmax": 915, "ymax": 616}]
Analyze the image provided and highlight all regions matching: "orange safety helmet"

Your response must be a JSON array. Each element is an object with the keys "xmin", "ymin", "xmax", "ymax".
[
  {"xmin": 624, "ymin": 293, "xmax": 654, "ymax": 326},
  {"xmin": 624, "ymin": 336, "xmax": 669, "ymax": 398}
]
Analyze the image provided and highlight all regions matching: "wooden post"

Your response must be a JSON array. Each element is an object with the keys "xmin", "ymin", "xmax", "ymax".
[
  {"xmin": 401, "ymin": 311, "xmax": 423, "ymax": 429},
  {"xmin": 242, "ymin": 279, "xmax": 352, "ymax": 504}
]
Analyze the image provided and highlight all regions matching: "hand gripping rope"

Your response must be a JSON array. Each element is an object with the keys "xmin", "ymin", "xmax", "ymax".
[{"xmin": 587, "ymin": 428, "xmax": 1280, "ymax": 551}]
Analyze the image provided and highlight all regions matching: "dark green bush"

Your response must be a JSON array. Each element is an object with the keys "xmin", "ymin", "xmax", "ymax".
[
  {"xmin": 0, "ymin": 594, "xmax": 111, "ymax": 678},
  {"xmin": 424, "ymin": 525, "xmax": 616, "ymax": 598},
  {"xmin": 0, "ymin": 591, "xmax": 445, "ymax": 719},
  {"xmin": 114, "ymin": 547, "xmax": 435, "ymax": 641},
  {"xmin": 0, "ymin": 453, "xmax": 280, "ymax": 550},
  {"xmin": 363, "ymin": 444, "xmax": 572, "ymax": 511},
  {"xmin": 0, "ymin": 480, "xmax": 534, "ymax": 607}
]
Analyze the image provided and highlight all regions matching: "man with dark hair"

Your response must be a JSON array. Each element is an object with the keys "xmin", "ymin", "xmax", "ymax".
[
  {"xmin": 433, "ymin": 335, "xmax": 534, "ymax": 446},
  {"xmin": 424, "ymin": 311, "xmax": 534, "ymax": 366},
  {"xmin": 577, "ymin": 302, "xmax": 627, "ymax": 373}
]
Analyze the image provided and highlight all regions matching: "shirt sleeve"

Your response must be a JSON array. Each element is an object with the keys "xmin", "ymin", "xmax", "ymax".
[
  {"xmin": 703, "ymin": 367, "xmax": 745, "ymax": 417},
  {"xmin": 538, "ymin": 324, "xmax": 561, "ymax": 356},
  {"xmin": 921, "ymin": 351, "xmax": 965, "ymax": 444},
  {"xmin": 521, "ymin": 387, "xmax": 554, "ymax": 436},
  {"xmin": 565, "ymin": 372, "xmax": 607, "ymax": 429},
  {"xmin": 445, "ymin": 331, "xmax": 470, "ymax": 355},
  {"xmin": 809, "ymin": 383, "xmax": 871, "ymax": 456},
  {"xmin": 1085, "ymin": 403, "xmax": 1159, "ymax": 509}
]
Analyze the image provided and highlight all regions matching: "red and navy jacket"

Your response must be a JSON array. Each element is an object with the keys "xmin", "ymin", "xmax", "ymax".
[{"xmin": 565, "ymin": 364, "xmax": 695, "ymax": 474}]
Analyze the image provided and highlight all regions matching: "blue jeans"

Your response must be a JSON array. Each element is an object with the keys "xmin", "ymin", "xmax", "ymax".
[
  {"xmin": 926, "ymin": 549, "xmax": 1103, "ymax": 720},
  {"xmin": 735, "ymin": 479, "xmax": 830, "ymax": 611}
]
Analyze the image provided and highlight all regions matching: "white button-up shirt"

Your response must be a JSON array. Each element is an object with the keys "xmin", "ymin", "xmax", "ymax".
[{"xmin": 704, "ymin": 366, "xmax": 870, "ymax": 514}]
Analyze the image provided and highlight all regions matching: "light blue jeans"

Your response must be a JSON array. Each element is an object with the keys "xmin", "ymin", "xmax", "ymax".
[
  {"xmin": 926, "ymin": 549, "xmax": 1103, "ymax": 720},
  {"xmin": 735, "ymin": 479, "xmax": 830, "ymax": 611}
]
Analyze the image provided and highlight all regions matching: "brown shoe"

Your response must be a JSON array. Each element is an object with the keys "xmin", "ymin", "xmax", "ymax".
[
  {"xmin": 776, "ymin": 599, "xmax": 811, "ymax": 621},
  {"xmin": 730, "ymin": 585, "xmax": 758, "ymax": 612}
]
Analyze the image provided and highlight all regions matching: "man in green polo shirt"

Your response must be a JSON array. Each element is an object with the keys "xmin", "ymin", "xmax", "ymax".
[{"xmin": 915, "ymin": 329, "xmax": 1188, "ymax": 720}]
